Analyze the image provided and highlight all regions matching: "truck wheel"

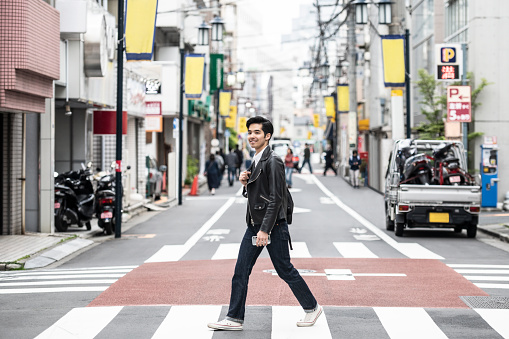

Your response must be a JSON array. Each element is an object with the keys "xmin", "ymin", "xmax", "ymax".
[
  {"xmin": 467, "ymin": 224, "xmax": 477, "ymax": 238},
  {"xmin": 386, "ymin": 214, "xmax": 394, "ymax": 231},
  {"xmin": 395, "ymin": 222, "xmax": 404, "ymax": 237}
]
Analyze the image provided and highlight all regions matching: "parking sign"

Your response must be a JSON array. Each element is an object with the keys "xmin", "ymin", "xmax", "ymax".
[{"xmin": 447, "ymin": 86, "xmax": 471, "ymax": 122}]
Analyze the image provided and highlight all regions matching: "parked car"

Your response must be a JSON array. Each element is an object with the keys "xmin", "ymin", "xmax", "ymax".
[
  {"xmin": 271, "ymin": 141, "xmax": 300, "ymax": 170},
  {"xmin": 146, "ymin": 156, "xmax": 166, "ymax": 200}
]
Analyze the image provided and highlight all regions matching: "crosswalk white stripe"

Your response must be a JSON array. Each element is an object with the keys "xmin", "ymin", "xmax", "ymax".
[
  {"xmin": 145, "ymin": 245, "xmax": 186, "ymax": 263},
  {"xmin": 212, "ymin": 243, "xmax": 240, "ymax": 260},
  {"xmin": 0, "ymin": 279, "xmax": 117, "ymax": 287},
  {"xmin": 310, "ymin": 175, "xmax": 444, "ymax": 260},
  {"xmin": 333, "ymin": 242, "xmax": 378, "ymax": 258},
  {"xmin": 272, "ymin": 306, "xmax": 332, "ymax": 339},
  {"xmin": 289, "ymin": 242, "xmax": 312, "ymax": 258},
  {"xmin": 464, "ymin": 276, "xmax": 509, "ymax": 281},
  {"xmin": 374, "ymin": 307, "xmax": 448, "ymax": 339},
  {"xmin": 448, "ymin": 264, "xmax": 509, "ymax": 269},
  {"xmin": 0, "ymin": 286, "xmax": 109, "ymax": 294},
  {"xmin": 454, "ymin": 269, "xmax": 509, "ymax": 274},
  {"xmin": 0, "ymin": 274, "xmax": 126, "ymax": 281},
  {"xmin": 151, "ymin": 305, "xmax": 221, "ymax": 339},
  {"xmin": 0, "ymin": 266, "xmax": 137, "ymax": 274},
  {"xmin": 35, "ymin": 306, "xmax": 122, "ymax": 339},
  {"xmin": 474, "ymin": 283, "xmax": 509, "ymax": 289},
  {"xmin": 475, "ymin": 309, "xmax": 509, "ymax": 338},
  {"xmin": 0, "ymin": 269, "xmax": 132, "ymax": 276}
]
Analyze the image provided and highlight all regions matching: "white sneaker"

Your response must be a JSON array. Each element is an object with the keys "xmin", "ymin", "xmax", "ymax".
[
  {"xmin": 207, "ymin": 318, "xmax": 243, "ymax": 331},
  {"xmin": 296, "ymin": 305, "xmax": 323, "ymax": 327}
]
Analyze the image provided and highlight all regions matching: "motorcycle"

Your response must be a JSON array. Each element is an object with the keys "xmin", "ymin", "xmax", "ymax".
[
  {"xmin": 402, "ymin": 153, "xmax": 432, "ymax": 185},
  {"xmin": 54, "ymin": 163, "xmax": 95, "ymax": 232},
  {"xmin": 431, "ymin": 143, "xmax": 473, "ymax": 185},
  {"xmin": 95, "ymin": 172, "xmax": 116, "ymax": 235}
]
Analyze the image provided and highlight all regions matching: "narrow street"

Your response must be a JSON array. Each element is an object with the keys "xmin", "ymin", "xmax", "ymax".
[{"xmin": 2, "ymin": 172, "xmax": 509, "ymax": 338}]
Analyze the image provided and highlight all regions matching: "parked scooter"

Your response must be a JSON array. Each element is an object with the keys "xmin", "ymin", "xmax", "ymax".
[
  {"xmin": 402, "ymin": 153, "xmax": 432, "ymax": 185},
  {"xmin": 54, "ymin": 163, "xmax": 95, "ymax": 232},
  {"xmin": 432, "ymin": 143, "xmax": 473, "ymax": 185}
]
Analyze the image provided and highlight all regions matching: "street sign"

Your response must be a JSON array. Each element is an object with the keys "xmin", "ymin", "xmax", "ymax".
[
  {"xmin": 435, "ymin": 44, "xmax": 462, "ymax": 81},
  {"xmin": 447, "ymin": 86, "xmax": 471, "ymax": 122}
]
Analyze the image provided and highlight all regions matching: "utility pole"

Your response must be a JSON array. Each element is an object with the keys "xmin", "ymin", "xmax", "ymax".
[
  {"xmin": 405, "ymin": 29, "xmax": 411, "ymax": 138},
  {"xmin": 114, "ymin": 0, "xmax": 124, "ymax": 238},
  {"xmin": 347, "ymin": 5, "xmax": 357, "ymax": 150}
]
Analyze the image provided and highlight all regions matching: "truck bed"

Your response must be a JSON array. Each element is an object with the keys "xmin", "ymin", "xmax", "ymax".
[{"xmin": 398, "ymin": 184, "xmax": 481, "ymax": 205}]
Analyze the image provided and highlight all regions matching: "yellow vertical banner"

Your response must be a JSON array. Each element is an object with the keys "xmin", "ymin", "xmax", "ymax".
[
  {"xmin": 337, "ymin": 85, "xmax": 349, "ymax": 113},
  {"xmin": 381, "ymin": 35, "xmax": 406, "ymax": 87},
  {"xmin": 184, "ymin": 54, "xmax": 205, "ymax": 99},
  {"xmin": 313, "ymin": 114, "xmax": 320, "ymax": 127},
  {"xmin": 239, "ymin": 117, "xmax": 248, "ymax": 133},
  {"xmin": 324, "ymin": 96, "xmax": 336, "ymax": 122},
  {"xmin": 225, "ymin": 105, "xmax": 237, "ymax": 128},
  {"xmin": 125, "ymin": 0, "xmax": 158, "ymax": 61},
  {"xmin": 219, "ymin": 90, "xmax": 232, "ymax": 117}
]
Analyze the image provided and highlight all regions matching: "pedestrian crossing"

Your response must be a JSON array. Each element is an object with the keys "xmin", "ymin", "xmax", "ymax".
[
  {"xmin": 0, "ymin": 266, "xmax": 136, "ymax": 294},
  {"xmin": 448, "ymin": 264, "xmax": 509, "ymax": 290},
  {"xmin": 33, "ymin": 305, "xmax": 509, "ymax": 339}
]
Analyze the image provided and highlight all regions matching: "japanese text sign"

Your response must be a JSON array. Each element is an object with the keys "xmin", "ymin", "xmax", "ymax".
[
  {"xmin": 435, "ymin": 44, "xmax": 462, "ymax": 81},
  {"xmin": 447, "ymin": 86, "xmax": 471, "ymax": 122}
]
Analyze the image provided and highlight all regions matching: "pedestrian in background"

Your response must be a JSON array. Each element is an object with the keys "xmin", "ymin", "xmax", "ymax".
[
  {"xmin": 299, "ymin": 143, "xmax": 313, "ymax": 174},
  {"xmin": 234, "ymin": 145, "xmax": 243, "ymax": 179},
  {"xmin": 204, "ymin": 154, "xmax": 220, "ymax": 195},
  {"xmin": 349, "ymin": 150, "xmax": 361, "ymax": 188},
  {"xmin": 225, "ymin": 149, "xmax": 237, "ymax": 186},
  {"xmin": 208, "ymin": 116, "xmax": 322, "ymax": 331},
  {"xmin": 285, "ymin": 147, "xmax": 294, "ymax": 188},
  {"xmin": 323, "ymin": 144, "xmax": 337, "ymax": 176},
  {"xmin": 215, "ymin": 150, "xmax": 224, "ymax": 186},
  {"xmin": 243, "ymin": 146, "xmax": 252, "ymax": 170}
]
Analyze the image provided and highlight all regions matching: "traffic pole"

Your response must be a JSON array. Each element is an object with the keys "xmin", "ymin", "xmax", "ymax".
[{"xmin": 114, "ymin": 0, "xmax": 124, "ymax": 238}]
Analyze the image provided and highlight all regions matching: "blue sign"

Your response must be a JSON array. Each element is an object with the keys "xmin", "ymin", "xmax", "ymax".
[
  {"xmin": 173, "ymin": 118, "xmax": 178, "ymax": 130},
  {"xmin": 441, "ymin": 47, "xmax": 457, "ymax": 63}
]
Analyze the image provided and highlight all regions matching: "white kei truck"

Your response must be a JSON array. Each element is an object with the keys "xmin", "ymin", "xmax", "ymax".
[{"xmin": 384, "ymin": 139, "xmax": 482, "ymax": 238}]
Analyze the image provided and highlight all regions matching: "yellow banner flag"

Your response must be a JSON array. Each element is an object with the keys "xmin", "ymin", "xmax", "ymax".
[
  {"xmin": 337, "ymin": 85, "xmax": 349, "ymax": 113},
  {"xmin": 239, "ymin": 117, "xmax": 248, "ymax": 133},
  {"xmin": 184, "ymin": 54, "xmax": 205, "ymax": 99},
  {"xmin": 381, "ymin": 35, "xmax": 406, "ymax": 87},
  {"xmin": 225, "ymin": 106, "xmax": 237, "ymax": 128},
  {"xmin": 219, "ymin": 91, "xmax": 232, "ymax": 117},
  {"xmin": 125, "ymin": 0, "xmax": 158, "ymax": 61},
  {"xmin": 313, "ymin": 114, "xmax": 320, "ymax": 127},
  {"xmin": 324, "ymin": 96, "xmax": 336, "ymax": 121}
]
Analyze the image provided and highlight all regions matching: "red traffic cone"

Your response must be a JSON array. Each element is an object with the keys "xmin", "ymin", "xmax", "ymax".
[{"xmin": 189, "ymin": 175, "xmax": 199, "ymax": 196}]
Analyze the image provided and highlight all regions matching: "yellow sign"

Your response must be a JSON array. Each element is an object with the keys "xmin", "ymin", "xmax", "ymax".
[
  {"xmin": 358, "ymin": 119, "xmax": 370, "ymax": 131},
  {"xmin": 239, "ymin": 117, "xmax": 248, "ymax": 133},
  {"xmin": 307, "ymin": 131, "xmax": 312, "ymax": 140},
  {"xmin": 125, "ymin": 0, "xmax": 158, "ymax": 61},
  {"xmin": 382, "ymin": 36, "xmax": 405, "ymax": 87},
  {"xmin": 337, "ymin": 85, "xmax": 349, "ymax": 112},
  {"xmin": 324, "ymin": 96, "xmax": 336, "ymax": 121},
  {"xmin": 225, "ymin": 106, "xmax": 237, "ymax": 128},
  {"xmin": 313, "ymin": 114, "xmax": 320, "ymax": 127},
  {"xmin": 184, "ymin": 54, "xmax": 205, "ymax": 99},
  {"xmin": 391, "ymin": 89, "xmax": 403, "ymax": 97},
  {"xmin": 219, "ymin": 91, "xmax": 232, "ymax": 117}
]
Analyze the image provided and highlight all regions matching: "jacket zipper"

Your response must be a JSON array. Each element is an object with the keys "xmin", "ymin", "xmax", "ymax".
[
  {"xmin": 260, "ymin": 194, "xmax": 270, "ymax": 202},
  {"xmin": 247, "ymin": 168, "xmax": 262, "ymax": 185}
]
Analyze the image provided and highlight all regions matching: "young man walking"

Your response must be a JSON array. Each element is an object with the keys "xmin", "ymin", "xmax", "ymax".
[
  {"xmin": 208, "ymin": 116, "xmax": 322, "ymax": 331},
  {"xmin": 349, "ymin": 150, "xmax": 361, "ymax": 188},
  {"xmin": 299, "ymin": 143, "xmax": 313, "ymax": 173}
]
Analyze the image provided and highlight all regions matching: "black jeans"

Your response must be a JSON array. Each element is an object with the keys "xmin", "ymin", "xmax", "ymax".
[{"xmin": 226, "ymin": 221, "xmax": 317, "ymax": 323}]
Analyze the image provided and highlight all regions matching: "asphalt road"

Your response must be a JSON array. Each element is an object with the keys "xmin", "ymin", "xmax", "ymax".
[{"xmin": 2, "ymin": 171, "xmax": 509, "ymax": 339}]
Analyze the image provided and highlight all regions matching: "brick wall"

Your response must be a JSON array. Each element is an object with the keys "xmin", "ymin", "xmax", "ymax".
[{"xmin": 0, "ymin": 0, "xmax": 59, "ymax": 113}]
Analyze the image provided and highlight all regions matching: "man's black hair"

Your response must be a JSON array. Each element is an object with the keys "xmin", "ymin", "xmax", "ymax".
[{"xmin": 246, "ymin": 116, "xmax": 274, "ymax": 140}]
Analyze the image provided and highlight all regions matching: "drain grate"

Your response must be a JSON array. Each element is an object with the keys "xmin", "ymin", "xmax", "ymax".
[{"xmin": 461, "ymin": 296, "xmax": 509, "ymax": 309}]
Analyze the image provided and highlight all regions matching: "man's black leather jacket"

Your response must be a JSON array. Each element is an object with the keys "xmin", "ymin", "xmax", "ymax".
[{"xmin": 243, "ymin": 146, "xmax": 287, "ymax": 234}]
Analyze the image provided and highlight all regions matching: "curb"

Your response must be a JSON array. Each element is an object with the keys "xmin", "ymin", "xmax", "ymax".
[
  {"xmin": 478, "ymin": 225, "xmax": 509, "ymax": 243},
  {"xmin": 24, "ymin": 238, "xmax": 95, "ymax": 269}
]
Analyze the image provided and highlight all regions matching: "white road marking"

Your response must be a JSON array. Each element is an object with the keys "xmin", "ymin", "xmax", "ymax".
[
  {"xmin": 454, "ymin": 269, "xmax": 509, "ymax": 274},
  {"xmin": 475, "ymin": 309, "xmax": 509, "ymax": 338},
  {"xmin": 0, "ymin": 286, "xmax": 109, "ymax": 294},
  {"xmin": 320, "ymin": 197, "xmax": 335, "ymax": 204},
  {"xmin": 0, "ymin": 279, "xmax": 117, "ymax": 287},
  {"xmin": 474, "ymin": 283, "xmax": 509, "ymax": 289},
  {"xmin": 0, "ymin": 269, "xmax": 132, "ymax": 276},
  {"xmin": 448, "ymin": 264, "xmax": 509, "ymax": 269},
  {"xmin": 0, "ymin": 265, "xmax": 137, "ymax": 273},
  {"xmin": 290, "ymin": 242, "xmax": 312, "ymax": 258},
  {"xmin": 206, "ymin": 229, "xmax": 231, "ymax": 235},
  {"xmin": 464, "ymin": 276, "xmax": 509, "ymax": 281},
  {"xmin": 272, "ymin": 306, "xmax": 332, "ymax": 339},
  {"xmin": 374, "ymin": 307, "xmax": 448, "ymax": 339},
  {"xmin": 350, "ymin": 227, "xmax": 367, "ymax": 234},
  {"xmin": 324, "ymin": 269, "xmax": 355, "ymax": 280},
  {"xmin": 202, "ymin": 235, "xmax": 225, "ymax": 242},
  {"xmin": 34, "ymin": 306, "xmax": 122, "ymax": 339},
  {"xmin": 311, "ymin": 175, "xmax": 444, "ymax": 260},
  {"xmin": 146, "ymin": 195, "xmax": 238, "ymax": 262},
  {"xmin": 211, "ymin": 243, "xmax": 241, "ymax": 260},
  {"xmin": 152, "ymin": 305, "xmax": 221, "ymax": 339},
  {"xmin": 333, "ymin": 242, "xmax": 379, "ymax": 258},
  {"xmin": 0, "ymin": 274, "xmax": 126, "ymax": 281},
  {"xmin": 293, "ymin": 207, "xmax": 311, "ymax": 214},
  {"xmin": 353, "ymin": 234, "xmax": 381, "ymax": 241}
]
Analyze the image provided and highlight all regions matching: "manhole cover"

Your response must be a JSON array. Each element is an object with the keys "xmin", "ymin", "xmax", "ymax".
[{"xmin": 460, "ymin": 296, "xmax": 509, "ymax": 309}]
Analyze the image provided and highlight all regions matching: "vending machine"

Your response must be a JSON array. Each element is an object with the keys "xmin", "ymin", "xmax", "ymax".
[{"xmin": 480, "ymin": 143, "xmax": 499, "ymax": 208}]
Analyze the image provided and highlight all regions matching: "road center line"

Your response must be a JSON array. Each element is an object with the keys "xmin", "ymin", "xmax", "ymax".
[{"xmin": 310, "ymin": 175, "xmax": 444, "ymax": 260}]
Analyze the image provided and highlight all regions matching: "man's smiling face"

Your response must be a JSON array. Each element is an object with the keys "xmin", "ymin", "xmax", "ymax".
[{"xmin": 248, "ymin": 123, "xmax": 271, "ymax": 152}]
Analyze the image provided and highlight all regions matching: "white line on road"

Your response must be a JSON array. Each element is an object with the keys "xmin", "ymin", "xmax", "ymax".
[
  {"xmin": 34, "ymin": 306, "xmax": 122, "ymax": 339},
  {"xmin": 374, "ymin": 307, "xmax": 448, "ymax": 339},
  {"xmin": 0, "ymin": 269, "xmax": 132, "ymax": 276},
  {"xmin": 290, "ymin": 242, "xmax": 312, "ymax": 258},
  {"xmin": 151, "ymin": 305, "xmax": 221, "ymax": 339},
  {"xmin": 464, "ymin": 276, "xmax": 509, "ymax": 281},
  {"xmin": 311, "ymin": 175, "xmax": 444, "ymax": 260},
  {"xmin": 0, "ymin": 274, "xmax": 126, "ymax": 281},
  {"xmin": 272, "ymin": 306, "xmax": 332, "ymax": 339},
  {"xmin": 475, "ymin": 309, "xmax": 509, "ymax": 338},
  {"xmin": 448, "ymin": 264, "xmax": 509, "ymax": 269},
  {"xmin": 0, "ymin": 279, "xmax": 117, "ymax": 287},
  {"xmin": 454, "ymin": 269, "xmax": 509, "ymax": 274},
  {"xmin": 211, "ymin": 243, "xmax": 240, "ymax": 260},
  {"xmin": 0, "ymin": 286, "xmax": 109, "ymax": 294},
  {"xmin": 474, "ymin": 283, "xmax": 509, "ymax": 289},
  {"xmin": 333, "ymin": 242, "xmax": 379, "ymax": 258}
]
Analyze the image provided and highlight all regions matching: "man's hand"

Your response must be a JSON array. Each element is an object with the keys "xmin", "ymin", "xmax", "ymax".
[
  {"xmin": 239, "ymin": 171, "xmax": 251, "ymax": 186},
  {"xmin": 256, "ymin": 230, "xmax": 269, "ymax": 247}
]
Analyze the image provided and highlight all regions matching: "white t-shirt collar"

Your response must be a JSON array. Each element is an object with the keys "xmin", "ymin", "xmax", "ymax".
[{"xmin": 252, "ymin": 145, "xmax": 269, "ymax": 168}]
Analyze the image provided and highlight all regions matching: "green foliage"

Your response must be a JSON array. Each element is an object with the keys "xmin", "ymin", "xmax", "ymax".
[
  {"xmin": 414, "ymin": 70, "xmax": 491, "ymax": 140},
  {"xmin": 185, "ymin": 156, "xmax": 199, "ymax": 185},
  {"xmin": 468, "ymin": 131, "xmax": 484, "ymax": 141},
  {"xmin": 227, "ymin": 127, "xmax": 238, "ymax": 151}
]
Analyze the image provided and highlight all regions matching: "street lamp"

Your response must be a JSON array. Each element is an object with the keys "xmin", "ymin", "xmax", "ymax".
[
  {"xmin": 197, "ymin": 21, "xmax": 211, "ymax": 46},
  {"xmin": 320, "ymin": 61, "xmax": 330, "ymax": 78},
  {"xmin": 210, "ymin": 16, "xmax": 225, "ymax": 42},
  {"xmin": 227, "ymin": 71, "xmax": 236, "ymax": 87},
  {"xmin": 353, "ymin": 0, "xmax": 368, "ymax": 25},
  {"xmin": 236, "ymin": 68, "xmax": 245, "ymax": 85},
  {"xmin": 377, "ymin": 0, "xmax": 392, "ymax": 25}
]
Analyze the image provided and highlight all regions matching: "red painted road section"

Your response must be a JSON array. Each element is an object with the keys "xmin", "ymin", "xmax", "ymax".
[{"xmin": 88, "ymin": 258, "xmax": 487, "ymax": 308}]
